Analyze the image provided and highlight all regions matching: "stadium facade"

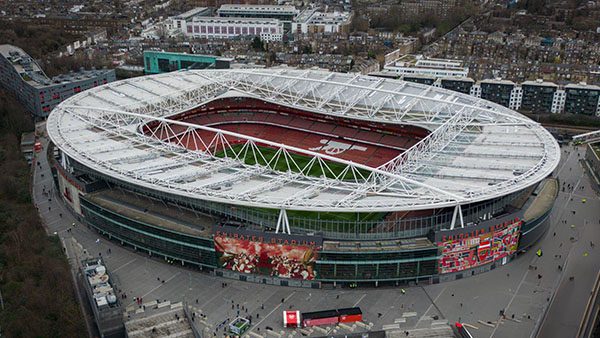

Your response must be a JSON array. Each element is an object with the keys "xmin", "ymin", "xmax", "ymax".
[{"xmin": 47, "ymin": 69, "xmax": 560, "ymax": 287}]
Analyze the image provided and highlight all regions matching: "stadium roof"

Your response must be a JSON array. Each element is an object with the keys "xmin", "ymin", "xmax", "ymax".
[{"xmin": 47, "ymin": 69, "xmax": 560, "ymax": 212}]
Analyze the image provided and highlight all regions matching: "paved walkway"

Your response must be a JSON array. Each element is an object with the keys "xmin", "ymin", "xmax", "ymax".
[{"xmin": 32, "ymin": 134, "xmax": 599, "ymax": 338}]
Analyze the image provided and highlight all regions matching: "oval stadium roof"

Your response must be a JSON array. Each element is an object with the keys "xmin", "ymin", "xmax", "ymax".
[{"xmin": 47, "ymin": 68, "xmax": 561, "ymax": 212}]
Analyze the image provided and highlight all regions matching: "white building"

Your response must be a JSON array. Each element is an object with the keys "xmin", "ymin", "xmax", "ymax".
[
  {"xmin": 184, "ymin": 17, "xmax": 284, "ymax": 42},
  {"xmin": 383, "ymin": 54, "xmax": 469, "ymax": 78},
  {"xmin": 217, "ymin": 4, "xmax": 299, "ymax": 21},
  {"xmin": 292, "ymin": 9, "xmax": 352, "ymax": 34},
  {"xmin": 552, "ymin": 89, "xmax": 566, "ymax": 114}
]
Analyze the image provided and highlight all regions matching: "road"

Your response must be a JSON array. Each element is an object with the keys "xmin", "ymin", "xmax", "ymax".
[{"xmin": 32, "ymin": 129, "xmax": 599, "ymax": 338}]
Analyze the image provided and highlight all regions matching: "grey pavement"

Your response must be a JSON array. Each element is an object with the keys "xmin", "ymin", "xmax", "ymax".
[{"xmin": 32, "ymin": 131, "xmax": 600, "ymax": 338}]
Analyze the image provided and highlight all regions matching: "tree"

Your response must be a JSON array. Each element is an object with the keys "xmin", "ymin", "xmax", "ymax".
[
  {"xmin": 301, "ymin": 45, "xmax": 313, "ymax": 54},
  {"xmin": 250, "ymin": 36, "xmax": 264, "ymax": 51}
]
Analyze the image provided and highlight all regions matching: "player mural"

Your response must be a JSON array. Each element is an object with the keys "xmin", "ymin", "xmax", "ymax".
[
  {"xmin": 437, "ymin": 217, "xmax": 522, "ymax": 274},
  {"xmin": 213, "ymin": 225, "xmax": 322, "ymax": 280}
]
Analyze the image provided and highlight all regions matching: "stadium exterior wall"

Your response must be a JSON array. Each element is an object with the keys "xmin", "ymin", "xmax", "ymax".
[
  {"xmin": 518, "ymin": 208, "xmax": 553, "ymax": 251},
  {"xmin": 49, "ymin": 146, "xmax": 556, "ymax": 286},
  {"xmin": 65, "ymin": 181, "xmax": 553, "ymax": 286}
]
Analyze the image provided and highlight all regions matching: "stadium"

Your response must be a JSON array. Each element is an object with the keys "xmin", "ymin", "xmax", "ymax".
[{"xmin": 47, "ymin": 68, "xmax": 560, "ymax": 287}]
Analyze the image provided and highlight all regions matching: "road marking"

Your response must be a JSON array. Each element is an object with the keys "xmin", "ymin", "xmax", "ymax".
[
  {"xmin": 129, "ymin": 271, "xmax": 181, "ymax": 307},
  {"xmin": 421, "ymin": 286, "xmax": 446, "ymax": 318},
  {"xmin": 199, "ymin": 283, "xmax": 229, "ymax": 309},
  {"xmin": 489, "ymin": 257, "xmax": 533, "ymax": 338},
  {"xmin": 113, "ymin": 258, "xmax": 137, "ymax": 273},
  {"xmin": 352, "ymin": 294, "xmax": 366, "ymax": 307},
  {"xmin": 555, "ymin": 150, "xmax": 573, "ymax": 176},
  {"xmin": 417, "ymin": 286, "xmax": 446, "ymax": 327},
  {"xmin": 249, "ymin": 291, "xmax": 296, "ymax": 333}
]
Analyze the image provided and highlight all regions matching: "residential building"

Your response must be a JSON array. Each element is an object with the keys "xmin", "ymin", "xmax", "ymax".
[
  {"xmin": 367, "ymin": 72, "xmax": 596, "ymax": 115},
  {"xmin": 143, "ymin": 51, "xmax": 231, "ymax": 74},
  {"xmin": 520, "ymin": 80, "xmax": 558, "ymax": 114},
  {"xmin": 0, "ymin": 44, "xmax": 115, "ymax": 118},
  {"xmin": 479, "ymin": 79, "xmax": 515, "ymax": 108},
  {"xmin": 564, "ymin": 83, "xmax": 600, "ymax": 116},
  {"xmin": 292, "ymin": 9, "xmax": 352, "ymax": 35},
  {"xmin": 403, "ymin": 75, "xmax": 435, "ymax": 86},
  {"xmin": 383, "ymin": 54, "xmax": 468, "ymax": 79},
  {"xmin": 440, "ymin": 77, "xmax": 474, "ymax": 95},
  {"xmin": 398, "ymin": 0, "xmax": 457, "ymax": 18}
]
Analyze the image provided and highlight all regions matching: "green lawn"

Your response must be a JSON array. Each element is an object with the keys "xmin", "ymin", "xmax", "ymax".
[{"xmin": 215, "ymin": 143, "xmax": 371, "ymax": 181}]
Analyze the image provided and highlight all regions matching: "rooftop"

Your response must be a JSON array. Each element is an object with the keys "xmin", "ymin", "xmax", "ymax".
[
  {"xmin": 522, "ymin": 79, "xmax": 559, "ymax": 88},
  {"xmin": 0, "ymin": 44, "xmax": 112, "ymax": 88},
  {"xmin": 173, "ymin": 7, "xmax": 210, "ymax": 20},
  {"xmin": 82, "ymin": 258, "xmax": 120, "ymax": 310},
  {"xmin": 218, "ymin": 4, "xmax": 298, "ymax": 14},
  {"xmin": 565, "ymin": 82, "xmax": 600, "ymax": 90},
  {"xmin": 190, "ymin": 16, "xmax": 281, "ymax": 24},
  {"xmin": 295, "ymin": 9, "xmax": 351, "ymax": 24},
  {"xmin": 480, "ymin": 78, "xmax": 516, "ymax": 85},
  {"xmin": 386, "ymin": 54, "xmax": 466, "ymax": 71}
]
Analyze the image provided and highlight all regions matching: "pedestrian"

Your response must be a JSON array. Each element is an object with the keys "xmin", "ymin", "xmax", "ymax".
[
  {"xmin": 281, "ymin": 298, "xmax": 284, "ymax": 303},
  {"xmin": 59, "ymin": 213, "xmax": 62, "ymax": 218},
  {"xmin": 48, "ymin": 206, "xmax": 51, "ymax": 211}
]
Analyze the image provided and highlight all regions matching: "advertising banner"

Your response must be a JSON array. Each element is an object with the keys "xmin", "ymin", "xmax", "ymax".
[
  {"xmin": 213, "ymin": 225, "xmax": 322, "ymax": 280},
  {"xmin": 436, "ymin": 215, "xmax": 522, "ymax": 274}
]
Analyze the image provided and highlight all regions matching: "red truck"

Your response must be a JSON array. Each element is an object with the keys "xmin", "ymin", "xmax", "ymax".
[{"xmin": 283, "ymin": 307, "xmax": 363, "ymax": 328}]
